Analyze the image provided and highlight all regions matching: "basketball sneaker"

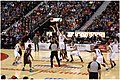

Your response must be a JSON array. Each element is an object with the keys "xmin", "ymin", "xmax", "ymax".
[
  {"xmin": 29, "ymin": 69, "xmax": 33, "ymax": 72},
  {"xmin": 22, "ymin": 68, "xmax": 25, "ymax": 71}
]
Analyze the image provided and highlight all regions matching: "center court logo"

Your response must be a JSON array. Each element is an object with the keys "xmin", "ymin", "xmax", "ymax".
[
  {"xmin": 33, "ymin": 63, "xmax": 83, "ymax": 69},
  {"xmin": 32, "ymin": 64, "xmax": 88, "ymax": 75}
]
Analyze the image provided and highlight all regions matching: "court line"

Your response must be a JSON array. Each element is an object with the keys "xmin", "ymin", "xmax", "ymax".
[{"xmin": 22, "ymin": 63, "xmax": 85, "ymax": 77}]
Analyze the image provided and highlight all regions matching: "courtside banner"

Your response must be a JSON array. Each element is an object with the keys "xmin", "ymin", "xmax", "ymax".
[
  {"xmin": 75, "ymin": 32, "xmax": 105, "ymax": 37},
  {"xmin": 46, "ymin": 32, "xmax": 52, "ymax": 36},
  {"xmin": 25, "ymin": 43, "xmax": 90, "ymax": 51},
  {"xmin": 96, "ymin": 44, "xmax": 107, "ymax": 52},
  {"xmin": 46, "ymin": 32, "xmax": 105, "ymax": 38},
  {"xmin": 25, "ymin": 43, "xmax": 51, "ymax": 50},
  {"xmin": 25, "ymin": 43, "xmax": 109, "ymax": 52},
  {"xmin": 66, "ymin": 44, "xmax": 91, "ymax": 51},
  {"xmin": 67, "ymin": 32, "xmax": 75, "ymax": 37},
  {"xmin": 25, "ymin": 43, "xmax": 35, "ymax": 50}
]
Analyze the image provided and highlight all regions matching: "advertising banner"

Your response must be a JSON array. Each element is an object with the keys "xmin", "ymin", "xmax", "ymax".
[
  {"xmin": 46, "ymin": 32, "xmax": 105, "ymax": 38},
  {"xmin": 96, "ymin": 44, "xmax": 107, "ymax": 52}
]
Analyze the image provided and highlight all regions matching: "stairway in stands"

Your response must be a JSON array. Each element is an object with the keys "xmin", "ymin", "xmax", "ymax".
[{"xmin": 79, "ymin": 1, "xmax": 111, "ymax": 31}]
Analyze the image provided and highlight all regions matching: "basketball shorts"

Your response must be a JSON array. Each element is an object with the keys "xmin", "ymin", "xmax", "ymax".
[
  {"xmin": 14, "ymin": 50, "xmax": 20, "ymax": 57},
  {"xmin": 59, "ymin": 42, "xmax": 65, "ymax": 49},
  {"xmin": 70, "ymin": 51, "xmax": 80, "ymax": 56},
  {"xmin": 110, "ymin": 52, "xmax": 116, "ymax": 61},
  {"xmin": 96, "ymin": 55, "xmax": 103, "ymax": 64}
]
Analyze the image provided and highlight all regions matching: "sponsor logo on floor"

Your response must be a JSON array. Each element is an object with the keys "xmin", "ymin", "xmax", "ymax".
[{"xmin": 1, "ymin": 63, "xmax": 88, "ymax": 75}]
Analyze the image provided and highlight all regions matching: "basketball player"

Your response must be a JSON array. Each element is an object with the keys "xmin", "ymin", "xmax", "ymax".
[
  {"xmin": 69, "ymin": 41, "xmax": 83, "ymax": 62},
  {"xmin": 108, "ymin": 38, "xmax": 118, "ymax": 68},
  {"xmin": 94, "ymin": 46, "xmax": 109, "ymax": 69},
  {"xmin": 12, "ymin": 40, "xmax": 22, "ymax": 65},
  {"xmin": 107, "ymin": 42, "xmax": 116, "ymax": 68},
  {"xmin": 49, "ymin": 39, "xmax": 60, "ymax": 68},
  {"xmin": 63, "ymin": 39, "xmax": 69, "ymax": 62},
  {"xmin": 50, "ymin": 24, "xmax": 69, "ymax": 61},
  {"xmin": 111, "ymin": 38, "xmax": 119, "ymax": 45},
  {"xmin": 18, "ymin": 42, "xmax": 22, "ymax": 63},
  {"xmin": 56, "ymin": 23, "xmax": 69, "ymax": 61},
  {"xmin": 22, "ymin": 44, "xmax": 34, "ymax": 72}
]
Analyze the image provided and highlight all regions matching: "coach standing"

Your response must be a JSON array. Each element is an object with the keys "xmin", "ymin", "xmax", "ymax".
[
  {"xmin": 49, "ymin": 39, "xmax": 60, "ymax": 68},
  {"xmin": 87, "ymin": 56, "xmax": 101, "ymax": 79},
  {"xmin": 33, "ymin": 33, "xmax": 39, "ymax": 52}
]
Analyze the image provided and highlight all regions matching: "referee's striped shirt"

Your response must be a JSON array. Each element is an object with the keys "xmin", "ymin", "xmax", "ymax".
[
  {"xmin": 88, "ymin": 61, "xmax": 101, "ymax": 72},
  {"xmin": 49, "ymin": 43, "xmax": 58, "ymax": 51}
]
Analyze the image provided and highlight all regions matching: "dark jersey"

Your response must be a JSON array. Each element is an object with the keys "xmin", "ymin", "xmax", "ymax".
[{"xmin": 24, "ymin": 47, "xmax": 31, "ymax": 64}]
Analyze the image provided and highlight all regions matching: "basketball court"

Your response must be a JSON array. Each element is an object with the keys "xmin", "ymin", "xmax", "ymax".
[{"xmin": 1, "ymin": 49, "xmax": 119, "ymax": 79}]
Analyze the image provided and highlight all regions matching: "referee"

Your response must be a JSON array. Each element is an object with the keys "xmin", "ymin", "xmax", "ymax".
[
  {"xmin": 87, "ymin": 56, "xmax": 101, "ymax": 79},
  {"xmin": 49, "ymin": 39, "xmax": 60, "ymax": 68}
]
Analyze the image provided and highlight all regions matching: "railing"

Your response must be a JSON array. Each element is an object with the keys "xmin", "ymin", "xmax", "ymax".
[{"xmin": 31, "ymin": 17, "xmax": 51, "ymax": 34}]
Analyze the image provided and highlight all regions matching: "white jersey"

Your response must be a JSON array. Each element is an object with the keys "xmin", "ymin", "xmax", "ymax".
[
  {"xmin": 112, "ymin": 43, "xmax": 119, "ymax": 53},
  {"xmin": 70, "ymin": 44, "xmax": 80, "ymax": 56},
  {"xmin": 75, "ymin": 44, "xmax": 80, "ymax": 52},
  {"xmin": 95, "ymin": 49, "xmax": 102, "ymax": 56},
  {"xmin": 95, "ymin": 49, "xmax": 103, "ymax": 64},
  {"xmin": 108, "ymin": 45, "xmax": 113, "ymax": 54},
  {"xmin": 14, "ymin": 43, "xmax": 20, "ymax": 57},
  {"xmin": 109, "ymin": 44, "xmax": 117, "ymax": 61},
  {"xmin": 14, "ymin": 43, "xmax": 19, "ymax": 52},
  {"xmin": 59, "ymin": 33, "xmax": 65, "ymax": 42},
  {"xmin": 71, "ymin": 44, "xmax": 80, "ymax": 52}
]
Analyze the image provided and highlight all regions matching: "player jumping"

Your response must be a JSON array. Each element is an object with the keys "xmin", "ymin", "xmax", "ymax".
[{"xmin": 50, "ymin": 23, "xmax": 69, "ymax": 62}]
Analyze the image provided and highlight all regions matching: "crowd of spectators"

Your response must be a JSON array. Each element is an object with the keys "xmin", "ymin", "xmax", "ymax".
[
  {"xmin": 1, "ymin": 1, "xmax": 41, "ymax": 32},
  {"xmin": 7, "ymin": 1, "xmax": 102, "ymax": 37},
  {"xmin": 86, "ymin": 1, "xmax": 119, "ymax": 39},
  {"xmin": 1, "ymin": 1, "xmax": 119, "ymax": 49},
  {"xmin": 24, "ymin": 32, "xmax": 118, "ymax": 46},
  {"xmin": 1, "ymin": 1, "xmax": 103, "ymax": 49},
  {"xmin": 58, "ymin": 1, "xmax": 103, "ymax": 31},
  {"xmin": 43, "ymin": 1, "xmax": 102, "ymax": 31},
  {"xmin": 70, "ymin": 33, "xmax": 109, "ymax": 44},
  {"xmin": 1, "ymin": 1, "xmax": 41, "ymax": 48}
]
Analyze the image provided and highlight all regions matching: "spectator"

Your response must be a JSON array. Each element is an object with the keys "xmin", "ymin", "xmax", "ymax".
[
  {"xmin": 71, "ymin": 34, "xmax": 76, "ymax": 43},
  {"xmin": 91, "ymin": 34, "xmax": 96, "ymax": 43},
  {"xmin": 27, "ymin": 38, "xmax": 32, "ymax": 43},
  {"xmin": 97, "ymin": 35, "xmax": 102, "ymax": 42},
  {"xmin": 86, "ymin": 34, "xmax": 91, "ymax": 43},
  {"xmin": 76, "ymin": 34, "xmax": 81, "ymax": 43},
  {"xmin": 86, "ymin": 1, "xmax": 118, "ymax": 40},
  {"xmin": 1, "ymin": 75, "xmax": 6, "ymax": 79},
  {"xmin": 11, "ymin": 75, "xmax": 18, "ymax": 79},
  {"xmin": 23, "ymin": 76, "xmax": 29, "ymax": 79}
]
